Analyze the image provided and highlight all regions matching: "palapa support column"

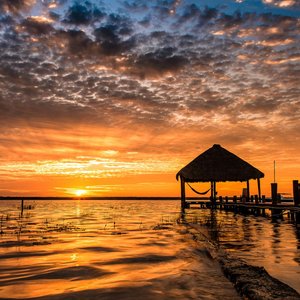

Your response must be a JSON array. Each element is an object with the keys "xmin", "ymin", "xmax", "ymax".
[
  {"xmin": 246, "ymin": 180, "xmax": 250, "ymax": 201},
  {"xmin": 213, "ymin": 181, "xmax": 217, "ymax": 201},
  {"xmin": 180, "ymin": 176, "xmax": 186, "ymax": 212},
  {"xmin": 210, "ymin": 181, "xmax": 214, "ymax": 200},
  {"xmin": 257, "ymin": 178, "xmax": 261, "ymax": 200},
  {"xmin": 209, "ymin": 181, "xmax": 214, "ymax": 208},
  {"xmin": 210, "ymin": 181, "xmax": 217, "ymax": 208}
]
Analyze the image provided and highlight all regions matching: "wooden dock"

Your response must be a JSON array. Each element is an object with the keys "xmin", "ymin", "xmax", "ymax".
[{"xmin": 182, "ymin": 180, "xmax": 300, "ymax": 225}]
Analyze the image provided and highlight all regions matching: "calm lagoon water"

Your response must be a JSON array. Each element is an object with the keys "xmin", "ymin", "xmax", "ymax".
[
  {"xmin": 0, "ymin": 199, "xmax": 299, "ymax": 299},
  {"xmin": 185, "ymin": 207, "xmax": 300, "ymax": 293}
]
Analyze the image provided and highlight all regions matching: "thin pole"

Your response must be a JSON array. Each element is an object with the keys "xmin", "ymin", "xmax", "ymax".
[
  {"xmin": 21, "ymin": 199, "xmax": 24, "ymax": 217},
  {"xmin": 180, "ymin": 176, "xmax": 186, "ymax": 212},
  {"xmin": 274, "ymin": 160, "xmax": 276, "ymax": 183}
]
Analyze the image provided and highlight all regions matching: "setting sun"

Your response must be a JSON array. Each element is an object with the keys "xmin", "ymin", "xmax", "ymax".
[{"xmin": 74, "ymin": 189, "xmax": 87, "ymax": 197}]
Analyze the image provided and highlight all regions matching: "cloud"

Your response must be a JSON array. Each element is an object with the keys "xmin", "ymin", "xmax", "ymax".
[
  {"xmin": 20, "ymin": 16, "xmax": 54, "ymax": 35},
  {"xmin": 0, "ymin": 0, "xmax": 35, "ymax": 14},
  {"xmin": 94, "ymin": 24, "xmax": 136, "ymax": 56},
  {"xmin": 262, "ymin": 0, "xmax": 300, "ymax": 8},
  {"xmin": 63, "ymin": 1, "xmax": 105, "ymax": 24},
  {"xmin": 123, "ymin": 1, "xmax": 149, "ymax": 12},
  {"xmin": 129, "ymin": 47, "xmax": 189, "ymax": 79}
]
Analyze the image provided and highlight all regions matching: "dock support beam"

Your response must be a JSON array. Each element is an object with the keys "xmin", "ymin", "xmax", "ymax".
[{"xmin": 180, "ymin": 176, "xmax": 186, "ymax": 212}]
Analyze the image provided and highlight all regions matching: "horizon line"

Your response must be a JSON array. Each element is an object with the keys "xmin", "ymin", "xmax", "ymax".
[{"xmin": 0, "ymin": 196, "xmax": 184, "ymax": 200}]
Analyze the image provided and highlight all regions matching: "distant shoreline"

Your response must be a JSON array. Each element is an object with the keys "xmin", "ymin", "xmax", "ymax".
[{"xmin": 0, "ymin": 196, "xmax": 187, "ymax": 200}]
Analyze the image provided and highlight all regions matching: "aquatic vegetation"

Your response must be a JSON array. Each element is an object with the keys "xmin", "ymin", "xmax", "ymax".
[{"xmin": 45, "ymin": 222, "xmax": 83, "ymax": 232}]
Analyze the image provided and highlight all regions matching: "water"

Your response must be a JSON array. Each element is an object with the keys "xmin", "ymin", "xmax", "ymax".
[
  {"xmin": 0, "ymin": 200, "xmax": 239, "ymax": 300},
  {"xmin": 0, "ymin": 200, "xmax": 299, "ymax": 299},
  {"xmin": 185, "ymin": 208, "xmax": 300, "ymax": 293}
]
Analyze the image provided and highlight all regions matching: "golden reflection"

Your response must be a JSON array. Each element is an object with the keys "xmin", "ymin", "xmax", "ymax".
[
  {"xmin": 70, "ymin": 253, "xmax": 78, "ymax": 261},
  {"xmin": 76, "ymin": 200, "xmax": 81, "ymax": 218}
]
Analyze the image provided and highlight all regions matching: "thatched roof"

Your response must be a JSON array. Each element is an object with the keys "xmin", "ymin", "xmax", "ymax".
[{"xmin": 176, "ymin": 144, "xmax": 264, "ymax": 182}]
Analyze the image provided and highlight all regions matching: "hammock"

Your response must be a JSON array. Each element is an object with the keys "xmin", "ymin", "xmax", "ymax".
[{"xmin": 186, "ymin": 183, "xmax": 210, "ymax": 195}]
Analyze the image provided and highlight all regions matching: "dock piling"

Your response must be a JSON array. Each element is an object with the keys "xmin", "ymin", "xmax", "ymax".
[
  {"xmin": 293, "ymin": 180, "xmax": 299, "ymax": 207},
  {"xmin": 271, "ymin": 183, "xmax": 278, "ymax": 205}
]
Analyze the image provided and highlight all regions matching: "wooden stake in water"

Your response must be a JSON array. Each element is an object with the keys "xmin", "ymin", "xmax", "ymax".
[{"xmin": 21, "ymin": 199, "xmax": 24, "ymax": 217}]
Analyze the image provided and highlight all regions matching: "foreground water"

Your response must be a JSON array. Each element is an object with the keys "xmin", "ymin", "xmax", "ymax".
[
  {"xmin": 185, "ymin": 206, "xmax": 300, "ymax": 293},
  {"xmin": 0, "ymin": 200, "xmax": 299, "ymax": 299}
]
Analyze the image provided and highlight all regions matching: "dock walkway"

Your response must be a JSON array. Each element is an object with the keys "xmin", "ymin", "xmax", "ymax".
[{"xmin": 182, "ymin": 180, "xmax": 300, "ymax": 225}]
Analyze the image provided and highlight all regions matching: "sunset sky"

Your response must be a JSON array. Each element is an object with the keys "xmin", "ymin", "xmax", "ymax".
[{"xmin": 0, "ymin": 0, "xmax": 299, "ymax": 197}]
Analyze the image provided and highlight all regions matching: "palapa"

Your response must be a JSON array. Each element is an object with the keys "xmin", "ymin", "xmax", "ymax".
[
  {"xmin": 176, "ymin": 144, "xmax": 264, "ymax": 209},
  {"xmin": 176, "ymin": 144, "xmax": 264, "ymax": 182}
]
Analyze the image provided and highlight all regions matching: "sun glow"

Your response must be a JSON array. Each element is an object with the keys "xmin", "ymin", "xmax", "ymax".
[{"xmin": 74, "ymin": 189, "xmax": 87, "ymax": 197}]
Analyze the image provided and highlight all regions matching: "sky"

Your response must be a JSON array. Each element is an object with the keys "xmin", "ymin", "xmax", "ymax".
[{"xmin": 0, "ymin": 0, "xmax": 299, "ymax": 197}]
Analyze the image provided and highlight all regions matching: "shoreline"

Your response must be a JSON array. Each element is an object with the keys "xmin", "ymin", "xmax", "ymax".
[{"xmin": 186, "ymin": 223, "xmax": 300, "ymax": 300}]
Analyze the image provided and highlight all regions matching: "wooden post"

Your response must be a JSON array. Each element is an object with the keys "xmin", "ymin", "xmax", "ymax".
[
  {"xmin": 257, "ymin": 178, "xmax": 261, "ymax": 200},
  {"xmin": 293, "ymin": 182, "xmax": 299, "ymax": 224},
  {"xmin": 246, "ymin": 180, "xmax": 250, "ymax": 200},
  {"xmin": 210, "ymin": 181, "xmax": 214, "ymax": 200},
  {"xmin": 180, "ymin": 176, "xmax": 186, "ymax": 211},
  {"xmin": 271, "ymin": 183, "xmax": 277, "ymax": 205},
  {"xmin": 213, "ymin": 181, "xmax": 217, "ymax": 200},
  {"xmin": 233, "ymin": 196, "xmax": 237, "ymax": 213},
  {"xmin": 293, "ymin": 180, "xmax": 299, "ymax": 207},
  {"xmin": 219, "ymin": 196, "xmax": 223, "ymax": 209},
  {"xmin": 21, "ymin": 199, "xmax": 24, "ymax": 217},
  {"xmin": 296, "ymin": 213, "xmax": 300, "ymax": 225}
]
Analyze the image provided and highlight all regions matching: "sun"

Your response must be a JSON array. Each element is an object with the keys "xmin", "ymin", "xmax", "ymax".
[{"xmin": 74, "ymin": 189, "xmax": 87, "ymax": 197}]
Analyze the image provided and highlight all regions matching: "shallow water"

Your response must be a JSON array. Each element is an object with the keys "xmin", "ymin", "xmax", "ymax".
[
  {"xmin": 185, "ymin": 208, "xmax": 300, "ymax": 293},
  {"xmin": 0, "ymin": 200, "xmax": 240, "ymax": 300}
]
